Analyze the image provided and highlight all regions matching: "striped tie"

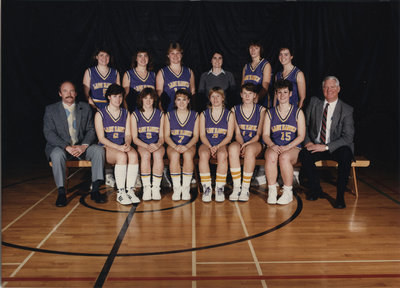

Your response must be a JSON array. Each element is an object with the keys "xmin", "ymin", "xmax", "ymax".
[{"xmin": 320, "ymin": 103, "xmax": 329, "ymax": 144}]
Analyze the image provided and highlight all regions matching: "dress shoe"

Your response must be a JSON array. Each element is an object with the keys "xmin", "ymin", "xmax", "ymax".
[
  {"xmin": 306, "ymin": 193, "xmax": 319, "ymax": 201},
  {"xmin": 56, "ymin": 193, "xmax": 67, "ymax": 207},
  {"xmin": 91, "ymin": 191, "xmax": 106, "ymax": 203},
  {"xmin": 334, "ymin": 200, "xmax": 346, "ymax": 209}
]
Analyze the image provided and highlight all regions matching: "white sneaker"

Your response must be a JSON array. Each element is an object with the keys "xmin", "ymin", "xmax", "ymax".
[
  {"xmin": 126, "ymin": 187, "xmax": 140, "ymax": 204},
  {"xmin": 172, "ymin": 186, "xmax": 182, "ymax": 201},
  {"xmin": 238, "ymin": 187, "xmax": 250, "ymax": 202},
  {"xmin": 182, "ymin": 186, "xmax": 191, "ymax": 200},
  {"xmin": 117, "ymin": 188, "xmax": 132, "ymax": 205},
  {"xmin": 142, "ymin": 186, "xmax": 152, "ymax": 201},
  {"xmin": 215, "ymin": 186, "xmax": 225, "ymax": 202},
  {"xmin": 105, "ymin": 173, "xmax": 116, "ymax": 187},
  {"xmin": 277, "ymin": 189, "xmax": 293, "ymax": 205},
  {"xmin": 202, "ymin": 186, "xmax": 212, "ymax": 202},
  {"xmin": 152, "ymin": 186, "xmax": 161, "ymax": 200},
  {"xmin": 267, "ymin": 188, "xmax": 278, "ymax": 204},
  {"xmin": 229, "ymin": 186, "xmax": 241, "ymax": 201}
]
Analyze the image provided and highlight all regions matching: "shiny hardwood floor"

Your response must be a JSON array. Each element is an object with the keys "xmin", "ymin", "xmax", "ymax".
[{"xmin": 2, "ymin": 159, "xmax": 400, "ymax": 287}]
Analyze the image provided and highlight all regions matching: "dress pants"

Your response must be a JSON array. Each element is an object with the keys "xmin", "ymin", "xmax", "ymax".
[
  {"xmin": 299, "ymin": 145, "xmax": 353, "ymax": 201},
  {"xmin": 49, "ymin": 145, "xmax": 105, "ymax": 188}
]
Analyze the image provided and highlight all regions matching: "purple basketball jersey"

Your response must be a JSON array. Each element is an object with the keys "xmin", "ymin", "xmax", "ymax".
[
  {"xmin": 126, "ymin": 69, "xmax": 156, "ymax": 92},
  {"xmin": 161, "ymin": 66, "xmax": 191, "ymax": 111},
  {"xmin": 89, "ymin": 66, "xmax": 118, "ymax": 110},
  {"xmin": 203, "ymin": 108, "xmax": 231, "ymax": 146},
  {"xmin": 132, "ymin": 108, "xmax": 162, "ymax": 144},
  {"xmin": 234, "ymin": 104, "xmax": 262, "ymax": 143},
  {"xmin": 168, "ymin": 110, "xmax": 198, "ymax": 145},
  {"xmin": 268, "ymin": 105, "xmax": 300, "ymax": 147},
  {"xmin": 99, "ymin": 106, "xmax": 128, "ymax": 145},
  {"xmin": 276, "ymin": 66, "xmax": 301, "ymax": 106},
  {"xmin": 243, "ymin": 58, "xmax": 268, "ymax": 86}
]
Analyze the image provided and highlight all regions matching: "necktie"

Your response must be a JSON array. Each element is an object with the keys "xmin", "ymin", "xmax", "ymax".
[
  {"xmin": 65, "ymin": 106, "xmax": 78, "ymax": 145},
  {"xmin": 320, "ymin": 103, "xmax": 329, "ymax": 144}
]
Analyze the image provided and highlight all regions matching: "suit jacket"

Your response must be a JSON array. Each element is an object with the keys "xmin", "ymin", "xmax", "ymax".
[
  {"xmin": 304, "ymin": 96, "xmax": 354, "ymax": 153},
  {"xmin": 43, "ymin": 101, "xmax": 96, "ymax": 159}
]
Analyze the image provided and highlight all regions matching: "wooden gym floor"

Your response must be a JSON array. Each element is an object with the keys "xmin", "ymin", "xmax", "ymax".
[{"xmin": 2, "ymin": 159, "xmax": 400, "ymax": 287}]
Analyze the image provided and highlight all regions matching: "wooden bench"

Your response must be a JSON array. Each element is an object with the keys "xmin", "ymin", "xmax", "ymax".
[
  {"xmin": 50, "ymin": 156, "xmax": 370, "ymax": 198},
  {"xmin": 49, "ymin": 160, "xmax": 92, "ymax": 191}
]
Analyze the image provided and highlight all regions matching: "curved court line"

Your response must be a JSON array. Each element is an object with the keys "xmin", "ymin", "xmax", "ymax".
[
  {"xmin": 2, "ymin": 195, "xmax": 302, "ymax": 257},
  {"xmin": 79, "ymin": 190, "xmax": 197, "ymax": 213}
]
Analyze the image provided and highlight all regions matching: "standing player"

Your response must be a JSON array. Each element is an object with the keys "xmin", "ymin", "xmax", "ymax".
[
  {"xmin": 164, "ymin": 89, "xmax": 199, "ymax": 201},
  {"xmin": 122, "ymin": 48, "xmax": 156, "ymax": 112},
  {"xmin": 83, "ymin": 48, "xmax": 121, "ymax": 111},
  {"xmin": 274, "ymin": 47, "xmax": 306, "ymax": 108},
  {"xmin": 228, "ymin": 83, "xmax": 266, "ymax": 202},
  {"xmin": 198, "ymin": 87, "xmax": 234, "ymax": 202},
  {"xmin": 94, "ymin": 84, "xmax": 140, "ymax": 205},
  {"xmin": 156, "ymin": 42, "xmax": 195, "ymax": 112},
  {"xmin": 131, "ymin": 88, "xmax": 165, "ymax": 201},
  {"xmin": 263, "ymin": 79, "xmax": 305, "ymax": 205},
  {"xmin": 242, "ymin": 41, "xmax": 272, "ymax": 107}
]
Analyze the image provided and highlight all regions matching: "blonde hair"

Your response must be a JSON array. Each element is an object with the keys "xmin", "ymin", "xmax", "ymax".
[{"xmin": 208, "ymin": 87, "xmax": 226, "ymax": 108}]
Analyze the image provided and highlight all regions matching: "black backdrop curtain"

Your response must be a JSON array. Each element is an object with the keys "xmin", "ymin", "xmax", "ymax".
[{"xmin": 2, "ymin": 1, "xmax": 399, "ymax": 168}]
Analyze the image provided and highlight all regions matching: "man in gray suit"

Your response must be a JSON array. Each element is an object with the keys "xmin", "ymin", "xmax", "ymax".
[
  {"xmin": 44, "ymin": 81, "xmax": 105, "ymax": 207},
  {"xmin": 299, "ymin": 76, "xmax": 354, "ymax": 209}
]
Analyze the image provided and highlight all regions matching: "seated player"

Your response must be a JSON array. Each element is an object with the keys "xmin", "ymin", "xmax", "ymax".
[
  {"xmin": 164, "ymin": 89, "xmax": 199, "ymax": 201},
  {"xmin": 198, "ymin": 87, "xmax": 234, "ymax": 202},
  {"xmin": 228, "ymin": 83, "xmax": 266, "ymax": 202},
  {"xmin": 263, "ymin": 79, "xmax": 305, "ymax": 205},
  {"xmin": 94, "ymin": 84, "xmax": 140, "ymax": 205},
  {"xmin": 131, "ymin": 88, "xmax": 165, "ymax": 201}
]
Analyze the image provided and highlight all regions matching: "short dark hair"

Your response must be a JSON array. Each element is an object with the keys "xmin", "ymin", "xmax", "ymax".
[
  {"xmin": 241, "ymin": 82, "xmax": 258, "ymax": 93},
  {"xmin": 131, "ymin": 48, "xmax": 153, "ymax": 71},
  {"xmin": 211, "ymin": 51, "xmax": 224, "ymax": 59},
  {"xmin": 58, "ymin": 80, "xmax": 76, "ymax": 92},
  {"xmin": 174, "ymin": 88, "xmax": 192, "ymax": 110},
  {"xmin": 248, "ymin": 40, "xmax": 264, "ymax": 57},
  {"xmin": 279, "ymin": 47, "xmax": 294, "ymax": 57},
  {"xmin": 105, "ymin": 84, "xmax": 125, "ymax": 103},
  {"xmin": 92, "ymin": 47, "xmax": 114, "ymax": 66},
  {"xmin": 137, "ymin": 87, "xmax": 159, "ymax": 111},
  {"xmin": 274, "ymin": 79, "xmax": 293, "ymax": 92}
]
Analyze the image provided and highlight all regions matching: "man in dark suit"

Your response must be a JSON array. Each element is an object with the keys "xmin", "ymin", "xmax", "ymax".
[
  {"xmin": 44, "ymin": 81, "xmax": 105, "ymax": 207},
  {"xmin": 299, "ymin": 76, "xmax": 354, "ymax": 209}
]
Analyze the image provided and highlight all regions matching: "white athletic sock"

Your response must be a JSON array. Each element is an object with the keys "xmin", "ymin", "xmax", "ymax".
[
  {"xmin": 182, "ymin": 172, "xmax": 193, "ymax": 187},
  {"xmin": 242, "ymin": 172, "xmax": 253, "ymax": 189},
  {"xmin": 230, "ymin": 167, "xmax": 241, "ymax": 188},
  {"xmin": 114, "ymin": 164, "xmax": 127, "ymax": 190},
  {"xmin": 171, "ymin": 173, "xmax": 181, "ymax": 188},
  {"xmin": 215, "ymin": 173, "xmax": 227, "ymax": 189},
  {"xmin": 200, "ymin": 172, "xmax": 212, "ymax": 189},
  {"xmin": 152, "ymin": 173, "xmax": 162, "ymax": 188},
  {"xmin": 126, "ymin": 164, "xmax": 139, "ymax": 190},
  {"xmin": 141, "ymin": 173, "xmax": 151, "ymax": 187}
]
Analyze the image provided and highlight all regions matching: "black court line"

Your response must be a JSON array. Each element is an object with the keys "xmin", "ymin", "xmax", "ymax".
[
  {"xmin": 2, "ymin": 193, "xmax": 302, "ymax": 257},
  {"xmin": 2, "ymin": 175, "xmax": 52, "ymax": 188},
  {"xmin": 94, "ymin": 204, "xmax": 137, "ymax": 287},
  {"xmin": 80, "ymin": 190, "xmax": 197, "ymax": 213}
]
